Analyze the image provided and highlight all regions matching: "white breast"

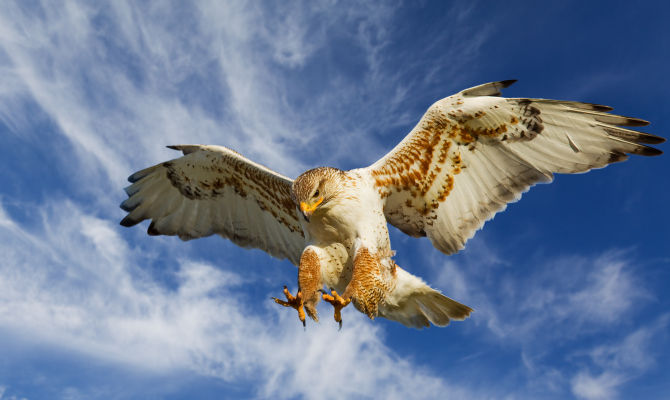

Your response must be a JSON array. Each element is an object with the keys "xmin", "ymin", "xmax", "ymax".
[{"xmin": 301, "ymin": 169, "xmax": 392, "ymax": 290}]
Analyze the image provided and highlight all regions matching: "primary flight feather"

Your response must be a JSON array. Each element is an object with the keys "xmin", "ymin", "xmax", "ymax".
[{"xmin": 120, "ymin": 80, "xmax": 663, "ymax": 329}]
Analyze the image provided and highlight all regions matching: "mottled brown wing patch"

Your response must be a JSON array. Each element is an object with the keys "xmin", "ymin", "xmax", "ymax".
[
  {"xmin": 370, "ymin": 101, "xmax": 498, "ymax": 236},
  {"xmin": 120, "ymin": 145, "xmax": 305, "ymax": 265},
  {"xmin": 367, "ymin": 80, "xmax": 663, "ymax": 255},
  {"xmin": 445, "ymin": 97, "xmax": 544, "ymax": 145},
  {"xmin": 162, "ymin": 152, "xmax": 301, "ymax": 234}
]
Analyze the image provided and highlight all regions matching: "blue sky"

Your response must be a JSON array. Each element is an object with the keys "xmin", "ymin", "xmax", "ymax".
[{"xmin": 0, "ymin": 1, "xmax": 668, "ymax": 399}]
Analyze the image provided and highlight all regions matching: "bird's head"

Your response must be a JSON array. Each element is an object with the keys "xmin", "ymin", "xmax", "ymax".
[{"xmin": 292, "ymin": 167, "xmax": 343, "ymax": 222}]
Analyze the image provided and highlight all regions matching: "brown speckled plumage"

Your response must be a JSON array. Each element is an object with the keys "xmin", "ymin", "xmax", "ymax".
[
  {"xmin": 343, "ymin": 247, "xmax": 396, "ymax": 318},
  {"xmin": 298, "ymin": 248, "xmax": 322, "ymax": 321},
  {"xmin": 120, "ymin": 80, "xmax": 663, "ymax": 329},
  {"xmin": 291, "ymin": 167, "xmax": 345, "ymax": 205}
]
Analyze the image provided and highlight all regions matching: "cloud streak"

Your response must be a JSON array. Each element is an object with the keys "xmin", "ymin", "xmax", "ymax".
[
  {"xmin": 570, "ymin": 315, "xmax": 669, "ymax": 400},
  {"xmin": 0, "ymin": 3, "xmax": 501, "ymax": 397},
  {"xmin": 0, "ymin": 0, "xmax": 492, "ymax": 196},
  {"xmin": 0, "ymin": 199, "xmax": 489, "ymax": 399},
  {"xmin": 0, "ymin": 1, "xmax": 396, "ymax": 188},
  {"xmin": 0, "ymin": 1, "xmax": 667, "ymax": 399},
  {"xmin": 429, "ymin": 236, "xmax": 662, "ymax": 398}
]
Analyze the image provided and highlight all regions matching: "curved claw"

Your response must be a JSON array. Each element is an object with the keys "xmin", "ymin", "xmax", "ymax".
[
  {"xmin": 272, "ymin": 286, "xmax": 305, "ymax": 326},
  {"xmin": 322, "ymin": 289, "xmax": 351, "ymax": 328}
]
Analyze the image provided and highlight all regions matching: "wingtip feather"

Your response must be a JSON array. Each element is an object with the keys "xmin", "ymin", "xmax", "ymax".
[
  {"xmin": 166, "ymin": 145, "xmax": 202, "ymax": 155},
  {"xmin": 147, "ymin": 221, "xmax": 160, "ymax": 236},
  {"xmin": 588, "ymin": 103, "xmax": 614, "ymax": 112},
  {"xmin": 620, "ymin": 117, "xmax": 650, "ymax": 127},
  {"xmin": 641, "ymin": 134, "xmax": 666, "ymax": 145},
  {"xmin": 636, "ymin": 146, "xmax": 663, "ymax": 156},
  {"xmin": 120, "ymin": 216, "xmax": 140, "ymax": 227},
  {"xmin": 461, "ymin": 80, "xmax": 518, "ymax": 97},
  {"xmin": 499, "ymin": 79, "xmax": 518, "ymax": 88},
  {"xmin": 119, "ymin": 199, "xmax": 136, "ymax": 212},
  {"xmin": 128, "ymin": 170, "xmax": 149, "ymax": 183}
]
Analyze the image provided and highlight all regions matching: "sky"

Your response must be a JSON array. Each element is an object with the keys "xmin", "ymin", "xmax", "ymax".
[{"xmin": 0, "ymin": 1, "xmax": 668, "ymax": 399}]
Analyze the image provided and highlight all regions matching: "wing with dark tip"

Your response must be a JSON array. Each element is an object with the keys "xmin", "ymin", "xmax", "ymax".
[
  {"xmin": 367, "ymin": 80, "xmax": 664, "ymax": 255},
  {"xmin": 120, "ymin": 145, "xmax": 305, "ymax": 265}
]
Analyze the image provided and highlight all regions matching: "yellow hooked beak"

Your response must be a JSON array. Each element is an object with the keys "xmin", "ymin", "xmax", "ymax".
[{"xmin": 299, "ymin": 197, "xmax": 323, "ymax": 221}]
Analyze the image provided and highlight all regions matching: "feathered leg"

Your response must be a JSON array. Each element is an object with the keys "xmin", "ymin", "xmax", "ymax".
[
  {"xmin": 273, "ymin": 248, "xmax": 323, "ymax": 327},
  {"xmin": 298, "ymin": 248, "xmax": 322, "ymax": 322},
  {"xmin": 324, "ymin": 245, "xmax": 396, "ymax": 327},
  {"xmin": 343, "ymin": 246, "xmax": 396, "ymax": 318}
]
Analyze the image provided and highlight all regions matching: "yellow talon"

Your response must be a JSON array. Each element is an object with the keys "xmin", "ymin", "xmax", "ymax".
[
  {"xmin": 321, "ymin": 289, "xmax": 351, "ymax": 329},
  {"xmin": 272, "ymin": 286, "xmax": 306, "ymax": 326}
]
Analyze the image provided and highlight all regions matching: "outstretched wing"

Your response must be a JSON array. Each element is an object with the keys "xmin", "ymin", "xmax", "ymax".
[
  {"xmin": 120, "ymin": 145, "xmax": 305, "ymax": 265},
  {"xmin": 367, "ymin": 80, "xmax": 664, "ymax": 255}
]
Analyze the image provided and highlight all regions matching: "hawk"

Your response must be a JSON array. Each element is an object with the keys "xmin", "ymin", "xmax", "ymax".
[{"xmin": 120, "ymin": 80, "xmax": 663, "ymax": 329}]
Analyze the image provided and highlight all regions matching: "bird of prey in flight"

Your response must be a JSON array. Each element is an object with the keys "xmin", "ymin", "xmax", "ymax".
[{"xmin": 120, "ymin": 80, "xmax": 663, "ymax": 329}]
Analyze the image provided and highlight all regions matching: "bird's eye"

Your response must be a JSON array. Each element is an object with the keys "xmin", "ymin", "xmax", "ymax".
[{"xmin": 313, "ymin": 189, "xmax": 319, "ymax": 198}]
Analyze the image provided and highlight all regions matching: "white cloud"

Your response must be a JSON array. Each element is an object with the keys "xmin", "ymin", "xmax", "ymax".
[
  {"xmin": 435, "ymin": 242, "xmax": 649, "ymax": 342},
  {"xmin": 568, "ymin": 257, "xmax": 646, "ymax": 323},
  {"xmin": 0, "ymin": 199, "xmax": 488, "ymax": 399},
  {"xmin": 0, "ymin": 1, "xmax": 402, "ymax": 193},
  {"xmin": 0, "ymin": 2, "xmax": 501, "ymax": 397},
  {"xmin": 430, "ymin": 235, "xmax": 664, "ymax": 398},
  {"xmin": 0, "ymin": 0, "xmax": 492, "ymax": 206},
  {"xmin": 9, "ymin": 2, "xmax": 664, "ymax": 399},
  {"xmin": 0, "ymin": 385, "xmax": 27, "ymax": 400},
  {"xmin": 570, "ymin": 315, "xmax": 669, "ymax": 400},
  {"xmin": 571, "ymin": 371, "xmax": 620, "ymax": 400}
]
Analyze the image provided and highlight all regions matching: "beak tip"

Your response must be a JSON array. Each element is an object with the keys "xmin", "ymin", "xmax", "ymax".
[{"xmin": 299, "ymin": 198, "xmax": 322, "ymax": 223}]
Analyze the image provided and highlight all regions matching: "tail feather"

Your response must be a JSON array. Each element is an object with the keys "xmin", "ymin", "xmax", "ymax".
[{"xmin": 379, "ymin": 267, "xmax": 473, "ymax": 329}]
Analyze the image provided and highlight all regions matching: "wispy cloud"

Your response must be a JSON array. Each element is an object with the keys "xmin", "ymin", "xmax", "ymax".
[
  {"xmin": 570, "ymin": 315, "xmax": 669, "ymax": 400},
  {"xmin": 0, "ymin": 1, "xmax": 398, "ymax": 187},
  {"xmin": 0, "ymin": 199, "xmax": 490, "ymax": 399},
  {"xmin": 434, "ymin": 241, "xmax": 649, "ymax": 342},
  {"xmin": 571, "ymin": 371, "xmax": 621, "ymax": 400},
  {"xmin": 0, "ymin": 384, "xmax": 27, "ymax": 400},
  {"xmin": 4, "ymin": 2, "xmax": 665, "ymax": 399},
  {"xmin": 0, "ymin": 2, "xmax": 502, "ymax": 398},
  {"xmin": 0, "ymin": 0, "xmax": 492, "ymax": 199},
  {"xmin": 429, "ymin": 235, "xmax": 662, "ymax": 398}
]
